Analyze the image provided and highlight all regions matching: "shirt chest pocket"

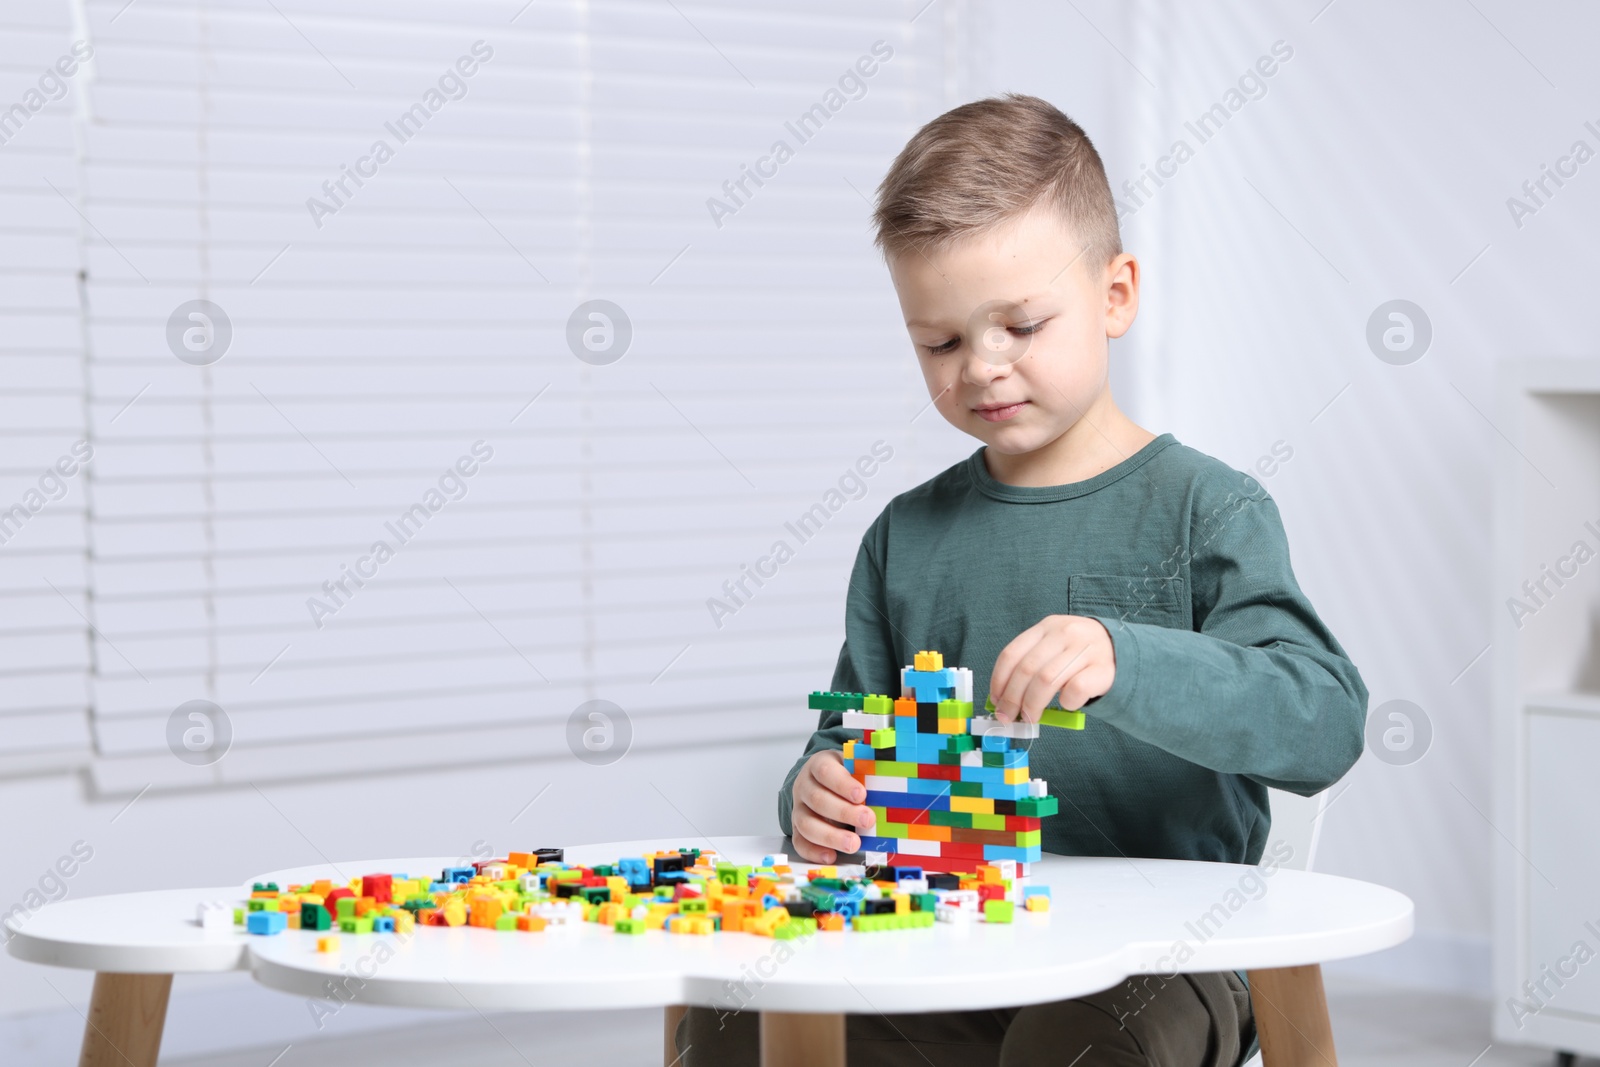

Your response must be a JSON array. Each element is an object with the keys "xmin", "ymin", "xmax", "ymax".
[{"xmin": 1067, "ymin": 573, "xmax": 1189, "ymax": 628}]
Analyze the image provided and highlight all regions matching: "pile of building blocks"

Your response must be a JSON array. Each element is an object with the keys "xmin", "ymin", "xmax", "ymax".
[
  {"xmin": 820, "ymin": 650, "xmax": 1079, "ymax": 873},
  {"xmin": 213, "ymin": 844, "xmax": 1050, "ymax": 949}
]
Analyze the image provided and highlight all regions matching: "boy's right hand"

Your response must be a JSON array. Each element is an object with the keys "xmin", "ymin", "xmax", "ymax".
[{"xmin": 791, "ymin": 749, "xmax": 875, "ymax": 864}]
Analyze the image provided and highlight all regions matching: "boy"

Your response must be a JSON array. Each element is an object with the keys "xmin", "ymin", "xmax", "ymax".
[{"xmin": 680, "ymin": 94, "xmax": 1367, "ymax": 1066}]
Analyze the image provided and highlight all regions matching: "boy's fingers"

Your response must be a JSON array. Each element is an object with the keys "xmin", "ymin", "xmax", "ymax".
[
  {"xmin": 814, "ymin": 755, "xmax": 867, "ymax": 804},
  {"xmin": 1019, "ymin": 647, "xmax": 1085, "ymax": 721},
  {"xmin": 793, "ymin": 803, "xmax": 861, "ymax": 855},
  {"xmin": 991, "ymin": 625, "xmax": 1048, "ymax": 720},
  {"xmin": 791, "ymin": 833, "xmax": 834, "ymax": 864},
  {"xmin": 801, "ymin": 780, "xmax": 875, "ymax": 830}
]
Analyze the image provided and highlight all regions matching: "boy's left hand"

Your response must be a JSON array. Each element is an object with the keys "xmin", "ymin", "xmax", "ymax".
[{"xmin": 990, "ymin": 615, "xmax": 1116, "ymax": 723}]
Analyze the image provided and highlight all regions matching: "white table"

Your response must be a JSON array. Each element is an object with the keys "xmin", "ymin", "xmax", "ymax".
[{"xmin": 7, "ymin": 835, "xmax": 1413, "ymax": 1067}]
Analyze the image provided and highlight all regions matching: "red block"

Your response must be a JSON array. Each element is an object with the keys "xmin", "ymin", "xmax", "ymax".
[
  {"xmin": 886, "ymin": 854, "xmax": 981, "ymax": 874},
  {"xmin": 919, "ymin": 764, "xmax": 960, "ymax": 782},
  {"xmin": 938, "ymin": 842, "xmax": 986, "ymax": 860},
  {"xmin": 977, "ymin": 883, "xmax": 1006, "ymax": 902},
  {"xmin": 361, "ymin": 874, "xmax": 393, "ymax": 903}
]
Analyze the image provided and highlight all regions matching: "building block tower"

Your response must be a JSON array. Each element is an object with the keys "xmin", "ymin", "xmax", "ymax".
[{"xmin": 810, "ymin": 650, "xmax": 1079, "ymax": 874}]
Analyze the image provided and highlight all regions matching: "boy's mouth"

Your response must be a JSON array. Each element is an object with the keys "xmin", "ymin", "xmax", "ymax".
[{"xmin": 974, "ymin": 400, "xmax": 1028, "ymax": 423}]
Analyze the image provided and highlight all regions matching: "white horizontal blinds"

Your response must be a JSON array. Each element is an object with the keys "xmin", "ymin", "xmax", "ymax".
[
  {"xmin": 0, "ymin": 1, "xmax": 95, "ymax": 774},
  {"xmin": 80, "ymin": 0, "xmax": 970, "ymax": 791}
]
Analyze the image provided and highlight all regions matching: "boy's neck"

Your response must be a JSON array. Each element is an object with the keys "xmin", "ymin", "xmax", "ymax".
[{"xmin": 982, "ymin": 399, "xmax": 1157, "ymax": 488}]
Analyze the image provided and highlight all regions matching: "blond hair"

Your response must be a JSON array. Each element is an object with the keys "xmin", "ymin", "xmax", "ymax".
[{"xmin": 872, "ymin": 93, "xmax": 1121, "ymax": 271}]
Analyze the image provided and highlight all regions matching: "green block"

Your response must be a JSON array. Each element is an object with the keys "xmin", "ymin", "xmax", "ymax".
[
  {"xmin": 911, "ymin": 911, "xmax": 935, "ymax": 928},
  {"xmin": 869, "ymin": 727, "xmax": 896, "ymax": 749},
  {"xmin": 929, "ymin": 809, "xmax": 969, "ymax": 828},
  {"xmin": 336, "ymin": 897, "xmax": 358, "ymax": 919},
  {"xmin": 578, "ymin": 886, "xmax": 611, "ymax": 905},
  {"xmin": 808, "ymin": 691, "xmax": 866, "ymax": 712},
  {"xmin": 984, "ymin": 900, "xmax": 1014, "ymax": 923},
  {"xmin": 1041, "ymin": 708, "xmax": 1086, "ymax": 730},
  {"xmin": 938, "ymin": 699, "xmax": 974, "ymax": 718},
  {"xmin": 873, "ymin": 761, "xmax": 917, "ymax": 777},
  {"xmin": 952, "ymin": 781, "xmax": 985, "ymax": 797},
  {"xmin": 300, "ymin": 903, "xmax": 332, "ymax": 931},
  {"xmin": 862, "ymin": 694, "xmax": 893, "ymax": 715},
  {"xmin": 938, "ymin": 751, "xmax": 961, "ymax": 766},
  {"xmin": 911, "ymin": 892, "xmax": 937, "ymax": 912},
  {"xmin": 495, "ymin": 915, "xmax": 518, "ymax": 931},
  {"xmin": 1015, "ymin": 796, "xmax": 1059, "ymax": 817},
  {"xmin": 880, "ymin": 822, "xmax": 910, "ymax": 838},
  {"xmin": 233, "ymin": 908, "xmax": 244, "ymax": 925},
  {"xmin": 680, "ymin": 898, "xmax": 708, "ymax": 915},
  {"xmin": 1016, "ymin": 830, "xmax": 1041, "ymax": 847},
  {"xmin": 946, "ymin": 735, "xmax": 976, "ymax": 752},
  {"xmin": 972, "ymin": 813, "xmax": 1006, "ymax": 831},
  {"xmin": 247, "ymin": 899, "xmax": 268, "ymax": 912},
  {"xmin": 982, "ymin": 751, "xmax": 1006, "ymax": 767},
  {"xmin": 615, "ymin": 918, "xmax": 646, "ymax": 934}
]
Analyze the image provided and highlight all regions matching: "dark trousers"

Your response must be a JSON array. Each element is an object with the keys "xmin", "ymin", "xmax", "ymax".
[{"xmin": 677, "ymin": 970, "xmax": 1254, "ymax": 1067}]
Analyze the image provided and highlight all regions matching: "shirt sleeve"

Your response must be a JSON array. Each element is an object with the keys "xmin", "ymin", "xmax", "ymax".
[
  {"xmin": 777, "ymin": 520, "xmax": 900, "ymax": 836},
  {"xmin": 1076, "ymin": 472, "xmax": 1368, "ymax": 796}
]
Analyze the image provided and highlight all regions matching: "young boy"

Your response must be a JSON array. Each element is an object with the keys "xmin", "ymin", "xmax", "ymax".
[{"xmin": 679, "ymin": 94, "xmax": 1367, "ymax": 1066}]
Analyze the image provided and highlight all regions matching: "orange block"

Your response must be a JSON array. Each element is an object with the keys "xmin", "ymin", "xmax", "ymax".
[
  {"xmin": 894, "ymin": 696, "xmax": 917, "ymax": 717},
  {"xmin": 469, "ymin": 898, "xmax": 503, "ymax": 928},
  {"xmin": 818, "ymin": 913, "xmax": 845, "ymax": 931},
  {"xmin": 517, "ymin": 914, "xmax": 548, "ymax": 932},
  {"xmin": 907, "ymin": 823, "xmax": 951, "ymax": 842}
]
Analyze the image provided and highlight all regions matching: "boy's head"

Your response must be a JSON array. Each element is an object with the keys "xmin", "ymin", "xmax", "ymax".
[{"xmin": 873, "ymin": 94, "xmax": 1140, "ymax": 473}]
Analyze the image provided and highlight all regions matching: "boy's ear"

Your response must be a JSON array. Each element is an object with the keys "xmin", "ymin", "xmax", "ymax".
[{"xmin": 1104, "ymin": 253, "xmax": 1140, "ymax": 340}]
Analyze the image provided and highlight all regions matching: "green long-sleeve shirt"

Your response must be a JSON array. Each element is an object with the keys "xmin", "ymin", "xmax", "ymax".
[{"xmin": 778, "ymin": 432, "xmax": 1368, "ymax": 866}]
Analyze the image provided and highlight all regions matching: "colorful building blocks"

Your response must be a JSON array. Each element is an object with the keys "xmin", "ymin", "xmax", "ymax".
[{"xmin": 827, "ymin": 651, "xmax": 1077, "ymax": 873}]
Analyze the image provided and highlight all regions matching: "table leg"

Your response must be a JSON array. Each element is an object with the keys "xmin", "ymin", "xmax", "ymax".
[
  {"xmin": 78, "ymin": 972, "xmax": 173, "ymax": 1067},
  {"xmin": 760, "ymin": 1011, "xmax": 845, "ymax": 1067},
  {"xmin": 1247, "ymin": 964, "xmax": 1337, "ymax": 1067},
  {"xmin": 664, "ymin": 1004, "xmax": 688, "ymax": 1065}
]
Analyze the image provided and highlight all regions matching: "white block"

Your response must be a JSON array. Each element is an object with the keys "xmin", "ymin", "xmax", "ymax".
[
  {"xmin": 955, "ymin": 667, "xmax": 973, "ymax": 704},
  {"xmin": 935, "ymin": 903, "xmax": 976, "ymax": 923},
  {"xmin": 901, "ymin": 878, "xmax": 929, "ymax": 894},
  {"xmin": 862, "ymin": 884, "xmax": 883, "ymax": 900},
  {"xmin": 960, "ymin": 750, "xmax": 983, "ymax": 767},
  {"xmin": 894, "ymin": 838, "xmax": 940, "ymax": 857},
  {"xmin": 836, "ymin": 864, "xmax": 867, "ymax": 879},
  {"xmin": 842, "ymin": 711, "xmax": 892, "ymax": 730},
  {"xmin": 862, "ymin": 851, "xmax": 889, "ymax": 865},
  {"xmin": 997, "ymin": 860, "xmax": 1017, "ymax": 880},
  {"xmin": 864, "ymin": 774, "xmax": 908, "ymax": 792},
  {"xmin": 969, "ymin": 716, "xmax": 1041, "ymax": 739},
  {"xmin": 1029, "ymin": 778, "xmax": 1048, "ymax": 798},
  {"xmin": 197, "ymin": 901, "xmax": 231, "ymax": 930}
]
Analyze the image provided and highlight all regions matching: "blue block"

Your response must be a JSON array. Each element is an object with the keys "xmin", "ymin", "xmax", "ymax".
[
  {"xmin": 857, "ymin": 836, "xmax": 901, "ymax": 852},
  {"xmin": 1023, "ymin": 886, "xmax": 1051, "ymax": 899},
  {"xmin": 959, "ymin": 766, "xmax": 1003, "ymax": 784},
  {"xmin": 842, "ymin": 758, "xmax": 854, "ymax": 773},
  {"xmin": 866, "ymin": 790, "xmax": 949, "ymax": 811},
  {"xmin": 442, "ymin": 866, "xmax": 475, "ymax": 884},
  {"xmin": 907, "ymin": 778, "xmax": 953, "ymax": 796},
  {"xmin": 1001, "ymin": 751, "xmax": 1027, "ymax": 768},
  {"xmin": 856, "ymin": 745, "xmax": 876, "ymax": 760},
  {"xmin": 902, "ymin": 667, "xmax": 957, "ymax": 704},
  {"xmin": 983, "ymin": 844, "xmax": 1043, "ymax": 863},
  {"xmin": 893, "ymin": 866, "xmax": 924, "ymax": 882},
  {"xmin": 372, "ymin": 915, "xmax": 394, "ymax": 933},
  {"xmin": 246, "ymin": 910, "xmax": 287, "ymax": 935},
  {"xmin": 980, "ymin": 782, "xmax": 1030, "ymax": 800}
]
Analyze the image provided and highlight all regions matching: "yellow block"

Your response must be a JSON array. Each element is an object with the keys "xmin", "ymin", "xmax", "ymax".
[
  {"xmin": 316, "ymin": 936, "xmax": 340, "ymax": 952},
  {"xmin": 892, "ymin": 893, "xmax": 910, "ymax": 915},
  {"xmin": 937, "ymin": 718, "xmax": 965, "ymax": 734},
  {"xmin": 1004, "ymin": 767, "xmax": 1029, "ymax": 784},
  {"xmin": 951, "ymin": 795, "xmax": 994, "ymax": 815},
  {"xmin": 979, "ymin": 865, "xmax": 1003, "ymax": 884},
  {"xmin": 914, "ymin": 650, "xmax": 944, "ymax": 671},
  {"xmin": 1025, "ymin": 896, "xmax": 1051, "ymax": 913}
]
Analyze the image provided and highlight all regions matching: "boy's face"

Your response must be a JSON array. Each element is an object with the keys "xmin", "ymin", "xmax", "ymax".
[{"xmin": 888, "ymin": 205, "xmax": 1138, "ymax": 465}]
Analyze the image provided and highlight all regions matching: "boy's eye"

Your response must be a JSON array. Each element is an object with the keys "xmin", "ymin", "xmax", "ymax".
[{"xmin": 925, "ymin": 320, "xmax": 1044, "ymax": 356}]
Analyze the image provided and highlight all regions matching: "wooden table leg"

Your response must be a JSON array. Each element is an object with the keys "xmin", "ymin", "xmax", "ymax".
[
  {"xmin": 760, "ymin": 1011, "xmax": 845, "ymax": 1067},
  {"xmin": 1247, "ymin": 964, "xmax": 1337, "ymax": 1066},
  {"xmin": 78, "ymin": 972, "xmax": 173, "ymax": 1067},
  {"xmin": 664, "ymin": 1004, "xmax": 688, "ymax": 1065}
]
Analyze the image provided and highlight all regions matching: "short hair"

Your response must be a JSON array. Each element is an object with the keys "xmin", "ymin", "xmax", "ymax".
[{"xmin": 872, "ymin": 93, "xmax": 1121, "ymax": 273}]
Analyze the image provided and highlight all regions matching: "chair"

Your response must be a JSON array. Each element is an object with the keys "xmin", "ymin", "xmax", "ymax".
[{"xmin": 1240, "ymin": 787, "xmax": 1330, "ymax": 1067}]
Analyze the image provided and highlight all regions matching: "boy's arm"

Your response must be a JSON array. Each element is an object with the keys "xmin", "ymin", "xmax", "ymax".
[
  {"xmin": 777, "ymin": 530, "xmax": 898, "ymax": 836},
  {"xmin": 1076, "ymin": 476, "xmax": 1368, "ymax": 796}
]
